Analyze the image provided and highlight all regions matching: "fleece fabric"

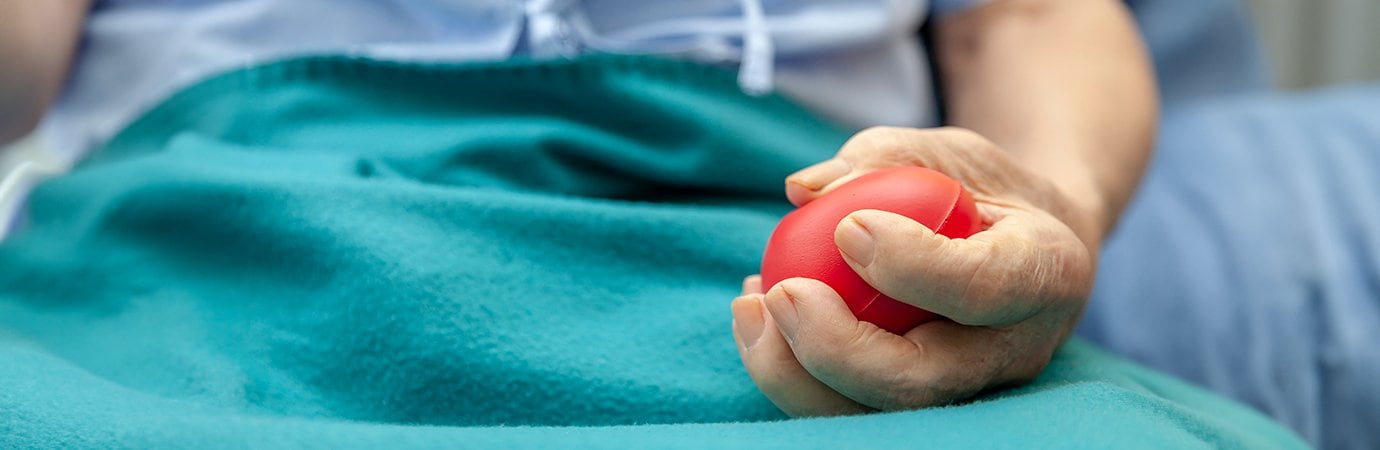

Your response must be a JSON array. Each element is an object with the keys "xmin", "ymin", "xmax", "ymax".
[{"xmin": 0, "ymin": 55, "xmax": 1305, "ymax": 448}]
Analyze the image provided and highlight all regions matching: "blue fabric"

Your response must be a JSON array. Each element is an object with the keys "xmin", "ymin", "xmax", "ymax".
[
  {"xmin": 1125, "ymin": 0, "xmax": 1271, "ymax": 103},
  {"xmin": 1081, "ymin": 82, "xmax": 1380, "ymax": 449},
  {"xmin": 0, "ymin": 55, "xmax": 1306, "ymax": 449},
  {"xmin": 46, "ymin": 0, "xmax": 939, "ymax": 161}
]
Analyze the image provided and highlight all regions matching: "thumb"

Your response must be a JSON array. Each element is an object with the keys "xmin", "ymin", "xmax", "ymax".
[{"xmin": 835, "ymin": 208, "xmax": 1047, "ymax": 327}]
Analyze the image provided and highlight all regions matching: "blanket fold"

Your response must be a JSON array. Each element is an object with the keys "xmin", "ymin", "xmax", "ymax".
[{"xmin": 0, "ymin": 55, "xmax": 1304, "ymax": 448}]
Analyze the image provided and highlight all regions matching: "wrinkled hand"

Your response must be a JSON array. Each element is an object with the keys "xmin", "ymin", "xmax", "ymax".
[{"xmin": 732, "ymin": 127, "xmax": 1100, "ymax": 416}]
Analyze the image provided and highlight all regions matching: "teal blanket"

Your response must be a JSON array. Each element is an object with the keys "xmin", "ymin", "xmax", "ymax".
[{"xmin": 0, "ymin": 56, "xmax": 1305, "ymax": 448}]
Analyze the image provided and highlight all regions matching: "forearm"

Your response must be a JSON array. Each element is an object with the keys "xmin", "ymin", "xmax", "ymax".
[
  {"xmin": 935, "ymin": 0, "xmax": 1157, "ymax": 247},
  {"xmin": 0, "ymin": 0, "xmax": 89, "ymax": 144}
]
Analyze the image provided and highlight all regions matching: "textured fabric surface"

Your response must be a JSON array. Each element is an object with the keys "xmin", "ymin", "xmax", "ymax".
[
  {"xmin": 0, "ymin": 56, "xmax": 1302, "ymax": 450},
  {"xmin": 0, "ymin": 55, "xmax": 1307, "ymax": 448},
  {"xmin": 1082, "ymin": 82, "xmax": 1380, "ymax": 450}
]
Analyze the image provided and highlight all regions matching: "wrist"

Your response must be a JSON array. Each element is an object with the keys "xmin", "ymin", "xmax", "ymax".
[
  {"xmin": 1005, "ymin": 140, "xmax": 1113, "ymax": 252},
  {"xmin": 1049, "ymin": 174, "xmax": 1109, "ymax": 254}
]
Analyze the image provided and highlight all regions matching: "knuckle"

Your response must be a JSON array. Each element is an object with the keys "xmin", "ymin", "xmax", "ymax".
[
  {"xmin": 797, "ymin": 324, "xmax": 864, "ymax": 367},
  {"xmin": 844, "ymin": 126, "xmax": 894, "ymax": 150},
  {"xmin": 855, "ymin": 125, "xmax": 907, "ymax": 140},
  {"xmin": 842, "ymin": 126, "xmax": 924, "ymax": 165},
  {"xmin": 795, "ymin": 322, "xmax": 886, "ymax": 379},
  {"xmin": 845, "ymin": 321, "xmax": 891, "ymax": 353},
  {"xmin": 953, "ymin": 243, "xmax": 1010, "ymax": 322}
]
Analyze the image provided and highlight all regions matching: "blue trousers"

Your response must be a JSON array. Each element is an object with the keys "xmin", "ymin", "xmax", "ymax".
[{"xmin": 1080, "ymin": 83, "xmax": 1380, "ymax": 449}]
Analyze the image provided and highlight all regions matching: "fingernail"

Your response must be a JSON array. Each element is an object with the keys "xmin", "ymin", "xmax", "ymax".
[
  {"xmin": 836, "ymin": 216, "xmax": 876, "ymax": 267},
  {"xmin": 731, "ymin": 296, "xmax": 766, "ymax": 350},
  {"xmin": 764, "ymin": 284, "xmax": 802, "ymax": 343},
  {"xmin": 788, "ymin": 159, "xmax": 852, "ymax": 191}
]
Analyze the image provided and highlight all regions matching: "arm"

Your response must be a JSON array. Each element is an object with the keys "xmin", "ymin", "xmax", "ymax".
[
  {"xmin": 733, "ymin": 0, "xmax": 1157, "ymax": 416},
  {"xmin": 936, "ymin": 0, "xmax": 1158, "ymax": 248},
  {"xmin": 0, "ymin": 0, "xmax": 90, "ymax": 145}
]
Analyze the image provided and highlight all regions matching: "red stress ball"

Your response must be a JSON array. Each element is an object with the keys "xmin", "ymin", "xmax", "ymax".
[{"xmin": 760, "ymin": 166, "xmax": 982, "ymax": 334}]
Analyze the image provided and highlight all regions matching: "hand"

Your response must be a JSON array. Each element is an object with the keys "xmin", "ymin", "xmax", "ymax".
[{"xmin": 732, "ymin": 126, "xmax": 1100, "ymax": 416}]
